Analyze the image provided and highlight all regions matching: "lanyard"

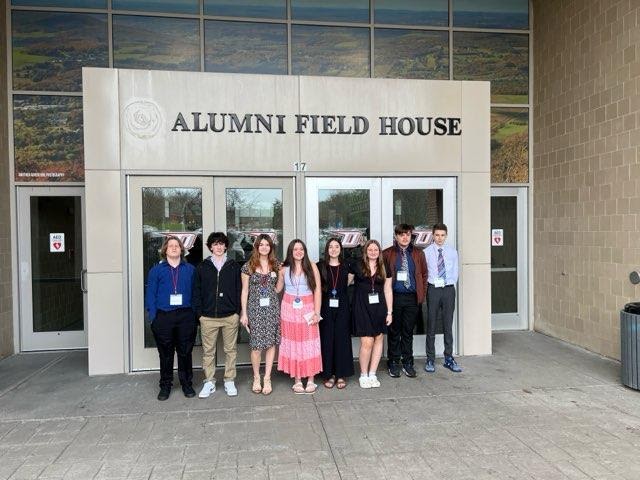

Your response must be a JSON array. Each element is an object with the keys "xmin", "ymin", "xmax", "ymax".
[
  {"xmin": 170, "ymin": 264, "xmax": 179, "ymax": 294},
  {"xmin": 369, "ymin": 271, "xmax": 376, "ymax": 293},
  {"xmin": 329, "ymin": 264, "xmax": 339, "ymax": 297},
  {"xmin": 258, "ymin": 267, "xmax": 270, "ymax": 295}
]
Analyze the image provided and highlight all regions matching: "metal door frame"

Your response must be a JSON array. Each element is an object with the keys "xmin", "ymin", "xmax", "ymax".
[
  {"xmin": 490, "ymin": 186, "xmax": 528, "ymax": 330},
  {"xmin": 16, "ymin": 186, "xmax": 87, "ymax": 351}
]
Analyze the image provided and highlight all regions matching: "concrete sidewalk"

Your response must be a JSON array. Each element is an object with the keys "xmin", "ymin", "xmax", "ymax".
[{"xmin": 0, "ymin": 332, "xmax": 637, "ymax": 480}]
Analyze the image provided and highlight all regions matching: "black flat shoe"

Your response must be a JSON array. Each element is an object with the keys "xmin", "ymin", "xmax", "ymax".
[
  {"xmin": 157, "ymin": 388, "xmax": 170, "ymax": 401},
  {"xmin": 182, "ymin": 385, "xmax": 196, "ymax": 398}
]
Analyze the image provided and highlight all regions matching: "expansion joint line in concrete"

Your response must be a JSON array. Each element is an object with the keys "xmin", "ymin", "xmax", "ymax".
[
  {"xmin": 0, "ymin": 352, "xmax": 71, "ymax": 399},
  {"xmin": 311, "ymin": 395, "xmax": 344, "ymax": 480}
]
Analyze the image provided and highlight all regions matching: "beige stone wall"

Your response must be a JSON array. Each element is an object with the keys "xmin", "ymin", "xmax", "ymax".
[
  {"xmin": 0, "ymin": 0, "xmax": 15, "ymax": 358},
  {"xmin": 533, "ymin": 0, "xmax": 640, "ymax": 359}
]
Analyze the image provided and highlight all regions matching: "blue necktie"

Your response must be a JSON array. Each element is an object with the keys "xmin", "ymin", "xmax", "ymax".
[{"xmin": 437, "ymin": 248, "xmax": 446, "ymax": 282}]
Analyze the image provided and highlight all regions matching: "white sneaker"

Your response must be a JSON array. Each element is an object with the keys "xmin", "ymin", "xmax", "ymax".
[
  {"xmin": 359, "ymin": 375, "xmax": 371, "ymax": 389},
  {"xmin": 368, "ymin": 375, "xmax": 381, "ymax": 388},
  {"xmin": 224, "ymin": 380, "xmax": 238, "ymax": 397},
  {"xmin": 198, "ymin": 381, "xmax": 215, "ymax": 398}
]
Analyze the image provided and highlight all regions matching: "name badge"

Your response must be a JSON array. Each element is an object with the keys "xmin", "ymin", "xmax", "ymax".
[
  {"xmin": 259, "ymin": 297, "xmax": 270, "ymax": 307},
  {"xmin": 169, "ymin": 294, "xmax": 183, "ymax": 306},
  {"xmin": 434, "ymin": 278, "xmax": 445, "ymax": 288},
  {"xmin": 397, "ymin": 271, "xmax": 408, "ymax": 282},
  {"xmin": 219, "ymin": 292, "xmax": 224, "ymax": 297},
  {"xmin": 329, "ymin": 298, "xmax": 339, "ymax": 308},
  {"xmin": 368, "ymin": 293, "xmax": 379, "ymax": 304},
  {"xmin": 293, "ymin": 298, "xmax": 303, "ymax": 309}
]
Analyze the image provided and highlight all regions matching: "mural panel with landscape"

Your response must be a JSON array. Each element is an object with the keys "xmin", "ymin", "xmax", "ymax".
[
  {"xmin": 204, "ymin": 0, "xmax": 285, "ymax": 19},
  {"xmin": 453, "ymin": 0, "xmax": 528, "ymax": 29},
  {"xmin": 12, "ymin": 11, "xmax": 108, "ymax": 92},
  {"xmin": 12, "ymin": 0, "xmax": 105, "ymax": 7},
  {"xmin": 14, "ymin": 95, "xmax": 84, "ymax": 182},
  {"xmin": 292, "ymin": 0, "xmax": 369, "ymax": 23},
  {"xmin": 204, "ymin": 21, "xmax": 287, "ymax": 75},
  {"xmin": 453, "ymin": 32, "xmax": 528, "ymax": 104},
  {"xmin": 113, "ymin": 15, "xmax": 200, "ymax": 71},
  {"xmin": 292, "ymin": 25, "xmax": 369, "ymax": 77},
  {"xmin": 491, "ymin": 107, "xmax": 528, "ymax": 183},
  {"xmin": 113, "ymin": 0, "xmax": 198, "ymax": 14},
  {"xmin": 375, "ymin": 0, "xmax": 448, "ymax": 26},
  {"xmin": 374, "ymin": 29, "xmax": 448, "ymax": 80}
]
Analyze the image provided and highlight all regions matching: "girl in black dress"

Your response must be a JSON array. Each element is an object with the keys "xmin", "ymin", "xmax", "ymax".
[
  {"xmin": 318, "ymin": 238, "xmax": 355, "ymax": 389},
  {"xmin": 351, "ymin": 239, "xmax": 393, "ymax": 388}
]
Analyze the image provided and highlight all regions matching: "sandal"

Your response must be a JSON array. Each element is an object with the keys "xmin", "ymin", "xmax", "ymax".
[
  {"xmin": 292, "ymin": 382, "xmax": 305, "ymax": 394},
  {"xmin": 262, "ymin": 377, "xmax": 272, "ymax": 395},
  {"xmin": 336, "ymin": 378, "xmax": 347, "ymax": 389},
  {"xmin": 324, "ymin": 377, "xmax": 336, "ymax": 389},
  {"xmin": 305, "ymin": 382, "xmax": 318, "ymax": 394},
  {"xmin": 252, "ymin": 376, "xmax": 262, "ymax": 394}
]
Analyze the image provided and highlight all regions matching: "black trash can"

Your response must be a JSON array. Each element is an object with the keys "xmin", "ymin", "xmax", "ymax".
[{"xmin": 621, "ymin": 302, "xmax": 640, "ymax": 390}]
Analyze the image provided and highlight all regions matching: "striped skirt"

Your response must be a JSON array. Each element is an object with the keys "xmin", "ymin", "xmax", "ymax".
[{"xmin": 277, "ymin": 292, "xmax": 322, "ymax": 378}]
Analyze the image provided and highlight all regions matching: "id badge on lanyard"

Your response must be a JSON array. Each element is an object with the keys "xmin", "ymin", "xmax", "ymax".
[
  {"xmin": 169, "ymin": 265, "xmax": 182, "ymax": 305},
  {"xmin": 259, "ymin": 297, "xmax": 270, "ymax": 307},
  {"xmin": 397, "ymin": 270, "xmax": 408, "ymax": 282},
  {"xmin": 368, "ymin": 293, "xmax": 379, "ymax": 304},
  {"xmin": 329, "ymin": 298, "xmax": 339, "ymax": 308},
  {"xmin": 293, "ymin": 297, "xmax": 303, "ymax": 309},
  {"xmin": 170, "ymin": 294, "xmax": 183, "ymax": 306},
  {"xmin": 434, "ymin": 278, "xmax": 445, "ymax": 288}
]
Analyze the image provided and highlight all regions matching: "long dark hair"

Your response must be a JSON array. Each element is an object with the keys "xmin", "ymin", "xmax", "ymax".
[
  {"xmin": 247, "ymin": 234, "xmax": 279, "ymax": 274},
  {"xmin": 361, "ymin": 239, "xmax": 386, "ymax": 282},
  {"xmin": 319, "ymin": 238, "xmax": 343, "ymax": 292},
  {"xmin": 282, "ymin": 239, "xmax": 316, "ymax": 292}
]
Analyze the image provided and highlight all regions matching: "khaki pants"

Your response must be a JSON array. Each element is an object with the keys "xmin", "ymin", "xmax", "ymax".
[{"xmin": 199, "ymin": 314, "xmax": 239, "ymax": 382}]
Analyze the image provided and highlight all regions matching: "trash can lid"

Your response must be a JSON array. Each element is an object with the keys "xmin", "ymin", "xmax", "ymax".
[{"xmin": 623, "ymin": 302, "xmax": 640, "ymax": 314}]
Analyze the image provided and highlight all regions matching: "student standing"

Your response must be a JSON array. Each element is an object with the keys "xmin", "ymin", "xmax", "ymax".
[
  {"xmin": 424, "ymin": 223, "xmax": 462, "ymax": 373},
  {"xmin": 192, "ymin": 232, "xmax": 241, "ymax": 398},
  {"xmin": 317, "ymin": 238, "xmax": 354, "ymax": 389},
  {"xmin": 240, "ymin": 234, "xmax": 281, "ymax": 395},
  {"xmin": 351, "ymin": 240, "xmax": 393, "ymax": 388},
  {"xmin": 145, "ymin": 236, "xmax": 197, "ymax": 401},
  {"xmin": 277, "ymin": 240, "xmax": 323, "ymax": 394},
  {"xmin": 382, "ymin": 224, "xmax": 427, "ymax": 378}
]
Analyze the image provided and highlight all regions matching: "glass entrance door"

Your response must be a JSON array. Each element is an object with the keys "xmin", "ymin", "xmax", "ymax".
[
  {"xmin": 17, "ymin": 187, "xmax": 87, "ymax": 351},
  {"xmin": 213, "ymin": 177, "xmax": 296, "ymax": 365},
  {"xmin": 306, "ymin": 177, "xmax": 457, "ymax": 358},
  {"xmin": 129, "ymin": 177, "xmax": 214, "ymax": 371},
  {"xmin": 381, "ymin": 178, "xmax": 457, "ymax": 357},
  {"xmin": 490, "ymin": 187, "xmax": 528, "ymax": 330}
]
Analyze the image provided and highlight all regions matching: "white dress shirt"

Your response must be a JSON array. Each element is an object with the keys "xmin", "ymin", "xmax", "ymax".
[{"xmin": 424, "ymin": 243, "xmax": 458, "ymax": 286}]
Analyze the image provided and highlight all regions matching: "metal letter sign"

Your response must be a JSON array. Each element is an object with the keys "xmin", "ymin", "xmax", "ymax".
[{"xmin": 49, "ymin": 233, "xmax": 65, "ymax": 253}]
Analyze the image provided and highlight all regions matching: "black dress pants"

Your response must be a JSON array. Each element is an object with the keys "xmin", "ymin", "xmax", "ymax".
[
  {"xmin": 387, "ymin": 293, "xmax": 419, "ymax": 365},
  {"xmin": 151, "ymin": 308, "xmax": 197, "ymax": 389},
  {"xmin": 426, "ymin": 284, "xmax": 455, "ymax": 361}
]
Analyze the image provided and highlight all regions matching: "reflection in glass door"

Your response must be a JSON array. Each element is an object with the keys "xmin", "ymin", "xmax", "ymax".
[
  {"xmin": 382, "ymin": 178, "xmax": 457, "ymax": 358},
  {"xmin": 214, "ymin": 177, "xmax": 295, "ymax": 366},
  {"xmin": 129, "ymin": 177, "xmax": 214, "ymax": 371},
  {"xmin": 306, "ymin": 177, "xmax": 456, "ymax": 358},
  {"xmin": 491, "ymin": 187, "xmax": 528, "ymax": 330},
  {"xmin": 17, "ymin": 187, "xmax": 87, "ymax": 351}
]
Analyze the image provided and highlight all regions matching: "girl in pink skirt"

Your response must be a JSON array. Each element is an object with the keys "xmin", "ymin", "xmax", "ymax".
[{"xmin": 277, "ymin": 239, "xmax": 322, "ymax": 394}]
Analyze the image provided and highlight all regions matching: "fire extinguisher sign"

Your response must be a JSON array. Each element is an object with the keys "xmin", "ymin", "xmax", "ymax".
[{"xmin": 49, "ymin": 233, "xmax": 65, "ymax": 253}]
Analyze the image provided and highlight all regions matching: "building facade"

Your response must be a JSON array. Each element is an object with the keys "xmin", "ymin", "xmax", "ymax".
[{"xmin": 1, "ymin": 0, "xmax": 634, "ymax": 370}]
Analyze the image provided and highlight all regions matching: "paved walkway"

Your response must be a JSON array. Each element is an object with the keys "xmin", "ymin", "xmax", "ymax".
[{"xmin": 0, "ymin": 332, "xmax": 637, "ymax": 480}]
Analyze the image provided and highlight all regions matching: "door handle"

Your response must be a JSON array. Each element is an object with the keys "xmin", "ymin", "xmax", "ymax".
[{"xmin": 80, "ymin": 268, "xmax": 88, "ymax": 293}]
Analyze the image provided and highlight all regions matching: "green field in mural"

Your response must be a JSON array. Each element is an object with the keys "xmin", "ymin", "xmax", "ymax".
[
  {"xmin": 374, "ymin": 29, "xmax": 448, "ymax": 80},
  {"xmin": 12, "ymin": 11, "xmax": 108, "ymax": 92},
  {"xmin": 13, "ymin": 96, "xmax": 84, "ymax": 182},
  {"xmin": 491, "ymin": 107, "xmax": 528, "ymax": 183}
]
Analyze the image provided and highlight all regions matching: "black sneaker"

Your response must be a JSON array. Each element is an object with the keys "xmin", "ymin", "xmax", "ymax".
[
  {"xmin": 402, "ymin": 364, "xmax": 417, "ymax": 378},
  {"xmin": 388, "ymin": 362, "xmax": 401, "ymax": 378},
  {"xmin": 157, "ymin": 388, "xmax": 170, "ymax": 401},
  {"xmin": 182, "ymin": 385, "xmax": 196, "ymax": 398}
]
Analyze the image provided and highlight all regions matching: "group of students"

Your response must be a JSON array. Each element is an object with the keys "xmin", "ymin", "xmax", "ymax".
[{"xmin": 144, "ymin": 223, "xmax": 460, "ymax": 401}]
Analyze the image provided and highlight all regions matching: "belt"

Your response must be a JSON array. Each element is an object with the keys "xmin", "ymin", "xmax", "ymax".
[{"xmin": 427, "ymin": 283, "xmax": 454, "ymax": 288}]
